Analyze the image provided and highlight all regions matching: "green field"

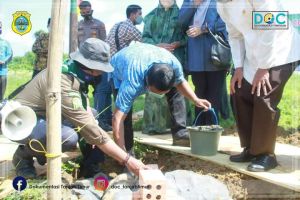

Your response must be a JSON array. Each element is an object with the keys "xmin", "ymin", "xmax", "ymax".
[{"xmin": 5, "ymin": 69, "xmax": 300, "ymax": 133}]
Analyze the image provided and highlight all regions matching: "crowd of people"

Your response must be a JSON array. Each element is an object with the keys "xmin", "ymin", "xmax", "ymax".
[{"xmin": 0, "ymin": 0, "xmax": 299, "ymax": 179}]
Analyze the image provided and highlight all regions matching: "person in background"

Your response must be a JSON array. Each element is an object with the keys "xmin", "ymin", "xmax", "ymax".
[
  {"xmin": 106, "ymin": 4, "xmax": 143, "ymax": 56},
  {"xmin": 105, "ymin": 4, "xmax": 143, "ymax": 158},
  {"xmin": 97, "ymin": 4, "xmax": 143, "ymax": 134},
  {"xmin": 217, "ymin": 0, "xmax": 300, "ymax": 171},
  {"xmin": 32, "ymin": 18, "xmax": 50, "ymax": 78},
  {"xmin": 12, "ymin": 38, "xmax": 147, "ymax": 179},
  {"xmin": 78, "ymin": 1, "xmax": 106, "ymax": 47},
  {"xmin": 142, "ymin": 0, "xmax": 192, "ymax": 134},
  {"xmin": 77, "ymin": 0, "xmax": 108, "ymax": 178},
  {"xmin": 0, "ymin": 21, "xmax": 13, "ymax": 100},
  {"xmin": 179, "ymin": 0, "xmax": 230, "ymax": 125},
  {"xmin": 111, "ymin": 43, "xmax": 211, "ymax": 156}
]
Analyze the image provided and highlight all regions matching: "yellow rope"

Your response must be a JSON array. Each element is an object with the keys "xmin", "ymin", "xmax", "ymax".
[
  {"xmin": 29, "ymin": 139, "xmax": 61, "ymax": 158},
  {"xmin": 28, "ymin": 104, "xmax": 112, "ymax": 157}
]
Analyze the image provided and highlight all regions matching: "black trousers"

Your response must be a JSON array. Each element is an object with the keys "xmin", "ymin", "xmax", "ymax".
[
  {"xmin": 0, "ymin": 75, "xmax": 7, "ymax": 100},
  {"xmin": 114, "ymin": 86, "xmax": 188, "ymax": 151},
  {"xmin": 231, "ymin": 61, "xmax": 297, "ymax": 155},
  {"xmin": 191, "ymin": 70, "xmax": 228, "ymax": 125}
]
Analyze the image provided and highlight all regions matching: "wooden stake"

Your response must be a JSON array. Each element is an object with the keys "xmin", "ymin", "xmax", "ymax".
[
  {"xmin": 69, "ymin": 0, "xmax": 78, "ymax": 53},
  {"xmin": 46, "ymin": 0, "xmax": 67, "ymax": 199}
]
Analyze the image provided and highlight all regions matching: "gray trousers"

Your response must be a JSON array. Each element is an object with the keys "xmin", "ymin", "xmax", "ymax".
[
  {"xmin": 18, "ymin": 118, "xmax": 78, "ymax": 165},
  {"xmin": 231, "ymin": 61, "xmax": 298, "ymax": 155}
]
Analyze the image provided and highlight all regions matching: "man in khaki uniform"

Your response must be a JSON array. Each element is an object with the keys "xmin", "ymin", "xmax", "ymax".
[
  {"xmin": 78, "ymin": 1, "xmax": 106, "ymax": 46},
  {"xmin": 12, "ymin": 38, "xmax": 147, "ymax": 179}
]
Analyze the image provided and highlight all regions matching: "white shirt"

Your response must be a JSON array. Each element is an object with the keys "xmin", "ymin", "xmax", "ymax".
[{"xmin": 217, "ymin": 0, "xmax": 300, "ymax": 84}]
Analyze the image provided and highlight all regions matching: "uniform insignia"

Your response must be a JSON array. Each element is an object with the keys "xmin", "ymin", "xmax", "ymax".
[{"xmin": 12, "ymin": 11, "xmax": 32, "ymax": 36}]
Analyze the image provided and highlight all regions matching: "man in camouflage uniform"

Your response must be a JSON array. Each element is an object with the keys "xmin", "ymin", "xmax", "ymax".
[
  {"xmin": 32, "ymin": 18, "xmax": 50, "ymax": 78},
  {"xmin": 77, "ymin": 1, "xmax": 110, "ymax": 177},
  {"xmin": 12, "ymin": 38, "xmax": 146, "ymax": 179}
]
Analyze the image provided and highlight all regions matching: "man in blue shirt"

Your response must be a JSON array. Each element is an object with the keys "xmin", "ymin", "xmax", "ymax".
[
  {"xmin": 111, "ymin": 42, "xmax": 211, "ymax": 152},
  {"xmin": 0, "ymin": 21, "xmax": 13, "ymax": 100}
]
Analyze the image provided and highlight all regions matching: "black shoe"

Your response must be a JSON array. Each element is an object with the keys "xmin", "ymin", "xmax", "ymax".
[
  {"xmin": 13, "ymin": 146, "xmax": 36, "ymax": 179},
  {"xmin": 230, "ymin": 148, "xmax": 255, "ymax": 162},
  {"xmin": 36, "ymin": 155, "xmax": 46, "ymax": 166},
  {"xmin": 79, "ymin": 162, "xmax": 102, "ymax": 178},
  {"xmin": 247, "ymin": 154, "xmax": 278, "ymax": 172},
  {"xmin": 172, "ymin": 133, "xmax": 190, "ymax": 147}
]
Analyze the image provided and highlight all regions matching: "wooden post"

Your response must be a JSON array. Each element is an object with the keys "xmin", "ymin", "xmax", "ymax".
[
  {"xmin": 46, "ymin": 0, "xmax": 67, "ymax": 199},
  {"xmin": 69, "ymin": 0, "xmax": 78, "ymax": 53}
]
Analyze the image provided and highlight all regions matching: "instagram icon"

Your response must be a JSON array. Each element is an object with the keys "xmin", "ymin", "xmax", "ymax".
[{"xmin": 94, "ymin": 176, "xmax": 109, "ymax": 191}]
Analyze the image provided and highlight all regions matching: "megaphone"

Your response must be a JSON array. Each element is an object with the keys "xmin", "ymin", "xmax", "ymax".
[{"xmin": 0, "ymin": 100, "xmax": 37, "ymax": 143}]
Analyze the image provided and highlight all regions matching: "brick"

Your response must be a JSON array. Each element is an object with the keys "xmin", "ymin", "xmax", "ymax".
[{"xmin": 138, "ymin": 169, "xmax": 166, "ymax": 200}]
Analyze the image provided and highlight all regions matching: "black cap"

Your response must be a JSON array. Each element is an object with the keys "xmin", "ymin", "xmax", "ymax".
[{"xmin": 79, "ymin": 1, "xmax": 91, "ymax": 8}]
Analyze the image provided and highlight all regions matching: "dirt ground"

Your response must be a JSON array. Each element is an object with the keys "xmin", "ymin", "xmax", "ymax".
[
  {"xmin": 100, "ymin": 127, "xmax": 300, "ymax": 200},
  {"xmin": 1, "ymin": 127, "xmax": 299, "ymax": 199}
]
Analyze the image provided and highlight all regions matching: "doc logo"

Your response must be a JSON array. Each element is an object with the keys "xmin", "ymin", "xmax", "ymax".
[
  {"xmin": 253, "ymin": 11, "xmax": 289, "ymax": 30},
  {"xmin": 12, "ymin": 176, "xmax": 27, "ymax": 191},
  {"xmin": 264, "ymin": 13, "xmax": 274, "ymax": 24},
  {"xmin": 12, "ymin": 11, "xmax": 32, "ymax": 35}
]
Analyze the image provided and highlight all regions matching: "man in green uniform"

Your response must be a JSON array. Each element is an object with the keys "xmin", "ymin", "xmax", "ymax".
[
  {"xmin": 12, "ymin": 38, "xmax": 147, "ymax": 179},
  {"xmin": 142, "ymin": 0, "xmax": 192, "ymax": 134}
]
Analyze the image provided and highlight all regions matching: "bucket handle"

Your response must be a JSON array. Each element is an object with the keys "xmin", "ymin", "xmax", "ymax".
[{"xmin": 193, "ymin": 108, "xmax": 218, "ymax": 126}]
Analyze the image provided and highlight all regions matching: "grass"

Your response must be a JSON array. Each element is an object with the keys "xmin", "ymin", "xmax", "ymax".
[
  {"xmin": 4, "ymin": 70, "xmax": 300, "ymax": 133},
  {"xmin": 4, "ymin": 179, "xmax": 46, "ymax": 200}
]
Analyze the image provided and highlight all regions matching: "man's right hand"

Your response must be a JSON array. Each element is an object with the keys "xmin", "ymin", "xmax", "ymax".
[
  {"xmin": 230, "ymin": 67, "xmax": 244, "ymax": 94},
  {"xmin": 126, "ymin": 157, "xmax": 149, "ymax": 176}
]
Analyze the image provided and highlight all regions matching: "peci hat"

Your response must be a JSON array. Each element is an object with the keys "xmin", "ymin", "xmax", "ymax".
[
  {"xmin": 79, "ymin": 1, "xmax": 91, "ymax": 8},
  {"xmin": 70, "ymin": 38, "xmax": 113, "ymax": 72}
]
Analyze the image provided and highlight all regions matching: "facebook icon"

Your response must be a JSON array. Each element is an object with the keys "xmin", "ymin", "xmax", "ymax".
[{"xmin": 12, "ymin": 176, "xmax": 27, "ymax": 191}]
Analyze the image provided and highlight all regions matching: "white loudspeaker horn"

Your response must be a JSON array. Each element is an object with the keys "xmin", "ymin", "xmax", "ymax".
[{"xmin": 0, "ymin": 101, "xmax": 37, "ymax": 143}]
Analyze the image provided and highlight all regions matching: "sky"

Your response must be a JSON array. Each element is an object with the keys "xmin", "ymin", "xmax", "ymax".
[
  {"xmin": 0, "ymin": 0, "xmax": 184, "ymax": 56},
  {"xmin": 0, "ymin": 0, "xmax": 299, "ymax": 56}
]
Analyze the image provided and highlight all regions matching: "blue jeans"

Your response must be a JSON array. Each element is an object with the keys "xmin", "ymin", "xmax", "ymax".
[
  {"xmin": 22, "ymin": 118, "xmax": 79, "ymax": 165},
  {"xmin": 94, "ymin": 72, "xmax": 112, "ymax": 126}
]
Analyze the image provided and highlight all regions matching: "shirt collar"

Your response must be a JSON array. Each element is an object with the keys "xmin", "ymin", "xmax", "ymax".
[{"xmin": 126, "ymin": 18, "xmax": 134, "ymax": 25}]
